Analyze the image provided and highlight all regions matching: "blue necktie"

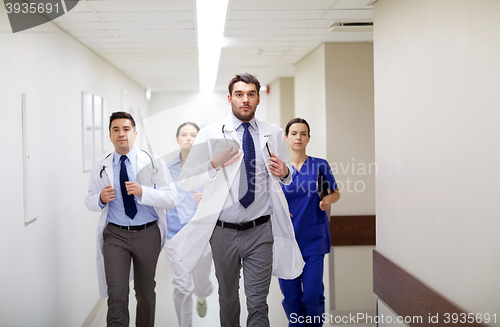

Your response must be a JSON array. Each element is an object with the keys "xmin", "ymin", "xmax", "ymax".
[
  {"xmin": 239, "ymin": 123, "xmax": 255, "ymax": 208},
  {"xmin": 120, "ymin": 155, "xmax": 137, "ymax": 219}
]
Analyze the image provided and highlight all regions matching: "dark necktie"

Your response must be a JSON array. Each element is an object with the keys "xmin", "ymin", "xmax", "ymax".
[
  {"xmin": 239, "ymin": 122, "xmax": 255, "ymax": 208},
  {"xmin": 120, "ymin": 155, "xmax": 137, "ymax": 218}
]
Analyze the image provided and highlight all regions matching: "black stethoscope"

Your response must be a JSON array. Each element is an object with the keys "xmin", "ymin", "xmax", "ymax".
[{"xmin": 99, "ymin": 149, "xmax": 158, "ymax": 182}]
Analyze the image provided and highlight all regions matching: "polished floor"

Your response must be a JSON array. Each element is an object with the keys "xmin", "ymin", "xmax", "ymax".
[{"xmin": 88, "ymin": 248, "xmax": 376, "ymax": 326}]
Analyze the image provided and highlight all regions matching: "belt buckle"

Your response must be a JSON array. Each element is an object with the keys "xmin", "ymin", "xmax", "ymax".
[
  {"xmin": 127, "ymin": 226, "xmax": 137, "ymax": 233},
  {"xmin": 252, "ymin": 220, "xmax": 256, "ymax": 228}
]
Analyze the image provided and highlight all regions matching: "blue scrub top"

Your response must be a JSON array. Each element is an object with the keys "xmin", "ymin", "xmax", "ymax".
[
  {"xmin": 166, "ymin": 155, "xmax": 203, "ymax": 239},
  {"xmin": 281, "ymin": 156, "xmax": 337, "ymax": 256}
]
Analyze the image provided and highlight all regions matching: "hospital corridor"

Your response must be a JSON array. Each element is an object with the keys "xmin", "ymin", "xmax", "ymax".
[
  {"xmin": 85, "ymin": 250, "xmax": 375, "ymax": 327},
  {"xmin": 1, "ymin": 0, "xmax": 499, "ymax": 326}
]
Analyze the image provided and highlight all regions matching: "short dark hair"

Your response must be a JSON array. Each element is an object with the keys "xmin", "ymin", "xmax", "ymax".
[
  {"xmin": 285, "ymin": 118, "xmax": 310, "ymax": 136},
  {"xmin": 109, "ymin": 111, "xmax": 136, "ymax": 131},
  {"xmin": 176, "ymin": 122, "xmax": 200, "ymax": 137},
  {"xmin": 228, "ymin": 73, "xmax": 261, "ymax": 95}
]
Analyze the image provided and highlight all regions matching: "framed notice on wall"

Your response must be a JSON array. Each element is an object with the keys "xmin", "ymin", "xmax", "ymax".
[
  {"xmin": 82, "ymin": 92, "xmax": 93, "ymax": 172},
  {"xmin": 82, "ymin": 92, "xmax": 108, "ymax": 172},
  {"xmin": 22, "ymin": 93, "xmax": 42, "ymax": 223}
]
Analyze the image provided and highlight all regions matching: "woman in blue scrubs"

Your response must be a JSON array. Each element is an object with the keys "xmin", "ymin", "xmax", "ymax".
[
  {"xmin": 279, "ymin": 118, "xmax": 340, "ymax": 327},
  {"xmin": 166, "ymin": 122, "xmax": 214, "ymax": 327}
]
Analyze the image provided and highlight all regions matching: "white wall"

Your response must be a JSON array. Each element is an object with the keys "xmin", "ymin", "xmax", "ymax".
[
  {"xmin": 0, "ymin": 4, "xmax": 148, "ymax": 326},
  {"xmin": 267, "ymin": 77, "xmax": 295, "ymax": 128},
  {"xmin": 325, "ymin": 43, "xmax": 375, "ymax": 216},
  {"xmin": 295, "ymin": 44, "xmax": 327, "ymax": 159},
  {"xmin": 267, "ymin": 79, "xmax": 282, "ymax": 126},
  {"xmin": 294, "ymin": 43, "xmax": 376, "ymax": 313},
  {"xmin": 279, "ymin": 78, "xmax": 295, "ymax": 130},
  {"xmin": 325, "ymin": 42, "xmax": 376, "ymax": 312},
  {"xmin": 374, "ymin": 0, "xmax": 500, "ymax": 325},
  {"xmin": 332, "ymin": 245, "xmax": 375, "ymax": 311}
]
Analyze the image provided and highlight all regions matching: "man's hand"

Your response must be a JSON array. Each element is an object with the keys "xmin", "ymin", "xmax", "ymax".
[
  {"xmin": 100, "ymin": 185, "xmax": 115, "ymax": 204},
  {"xmin": 194, "ymin": 191, "xmax": 203, "ymax": 204},
  {"xmin": 125, "ymin": 181, "xmax": 142, "ymax": 197},
  {"xmin": 269, "ymin": 153, "xmax": 288, "ymax": 178},
  {"xmin": 211, "ymin": 146, "xmax": 241, "ymax": 170}
]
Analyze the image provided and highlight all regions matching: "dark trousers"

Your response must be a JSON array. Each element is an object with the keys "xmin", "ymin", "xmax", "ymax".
[
  {"xmin": 279, "ymin": 255, "xmax": 325, "ymax": 327},
  {"xmin": 103, "ymin": 222, "xmax": 161, "ymax": 327},
  {"xmin": 210, "ymin": 220, "xmax": 274, "ymax": 327}
]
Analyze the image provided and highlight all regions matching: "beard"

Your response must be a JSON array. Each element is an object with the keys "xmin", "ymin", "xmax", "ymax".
[{"xmin": 231, "ymin": 103, "xmax": 256, "ymax": 122}]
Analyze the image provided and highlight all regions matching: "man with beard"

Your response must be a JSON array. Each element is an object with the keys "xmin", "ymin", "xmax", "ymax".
[{"xmin": 168, "ymin": 73, "xmax": 304, "ymax": 326}]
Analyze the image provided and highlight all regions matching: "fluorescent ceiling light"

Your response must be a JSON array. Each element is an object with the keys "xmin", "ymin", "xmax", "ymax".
[{"xmin": 196, "ymin": 0, "xmax": 229, "ymax": 93}]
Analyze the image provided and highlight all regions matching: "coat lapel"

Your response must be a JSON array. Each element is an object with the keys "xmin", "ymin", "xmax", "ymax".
[
  {"xmin": 256, "ymin": 119, "xmax": 272, "ymax": 156},
  {"xmin": 136, "ymin": 149, "xmax": 155, "ymax": 187},
  {"xmin": 137, "ymin": 149, "xmax": 150, "ymax": 172},
  {"xmin": 103, "ymin": 154, "xmax": 114, "ymax": 186},
  {"xmin": 221, "ymin": 114, "xmax": 240, "ymax": 146}
]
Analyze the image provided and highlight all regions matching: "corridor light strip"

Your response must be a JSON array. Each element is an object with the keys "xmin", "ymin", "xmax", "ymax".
[{"xmin": 196, "ymin": 0, "xmax": 230, "ymax": 93}]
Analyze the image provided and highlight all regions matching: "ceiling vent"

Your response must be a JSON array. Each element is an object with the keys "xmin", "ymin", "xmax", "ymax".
[{"xmin": 328, "ymin": 22, "xmax": 373, "ymax": 33}]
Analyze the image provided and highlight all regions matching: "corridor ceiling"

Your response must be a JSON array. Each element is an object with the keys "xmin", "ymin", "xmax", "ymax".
[{"xmin": 53, "ymin": 0, "xmax": 373, "ymax": 92}]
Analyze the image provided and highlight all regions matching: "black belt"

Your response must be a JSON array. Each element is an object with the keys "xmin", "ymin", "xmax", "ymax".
[
  {"xmin": 216, "ymin": 215, "xmax": 270, "ymax": 231},
  {"xmin": 109, "ymin": 221, "xmax": 156, "ymax": 231}
]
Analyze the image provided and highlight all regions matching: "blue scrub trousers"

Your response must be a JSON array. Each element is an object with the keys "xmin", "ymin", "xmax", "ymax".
[{"xmin": 279, "ymin": 255, "xmax": 325, "ymax": 327}]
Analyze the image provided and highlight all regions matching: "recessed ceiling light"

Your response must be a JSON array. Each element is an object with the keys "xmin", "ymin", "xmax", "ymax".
[{"xmin": 197, "ymin": 0, "xmax": 230, "ymax": 93}]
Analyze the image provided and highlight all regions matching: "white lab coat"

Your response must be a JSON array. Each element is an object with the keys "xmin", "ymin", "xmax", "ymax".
[
  {"xmin": 85, "ymin": 149, "xmax": 178, "ymax": 297},
  {"xmin": 167, "ymin": 115, "xmax": 305, "ymax": 279}
]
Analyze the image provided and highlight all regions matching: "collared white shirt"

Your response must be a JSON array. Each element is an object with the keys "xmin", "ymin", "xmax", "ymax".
[{"xmin": 218, "ymin": 115, "xmax": 272, "ymax": 223}]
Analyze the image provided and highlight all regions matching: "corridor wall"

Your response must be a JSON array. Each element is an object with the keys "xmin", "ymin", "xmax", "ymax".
[
  {"xmin": 295, "ymin": 42, "xmax": 376, "ymax": 313},
  {"xmin": 267, "ymin": 77, "xmax": 295, "ymax": 128},
  {"xmin": 373, "ymin": 1, "xmax": 500, "ymax": 325},
  {"xmin": 0, "ymin": 5, "xmax": 148, "ymax": 326}
]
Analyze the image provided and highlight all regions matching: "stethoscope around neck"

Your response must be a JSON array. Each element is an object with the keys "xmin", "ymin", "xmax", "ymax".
[{"xmin": 99, "ymin": 149, "xmax": 158, "ymax": 182}]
